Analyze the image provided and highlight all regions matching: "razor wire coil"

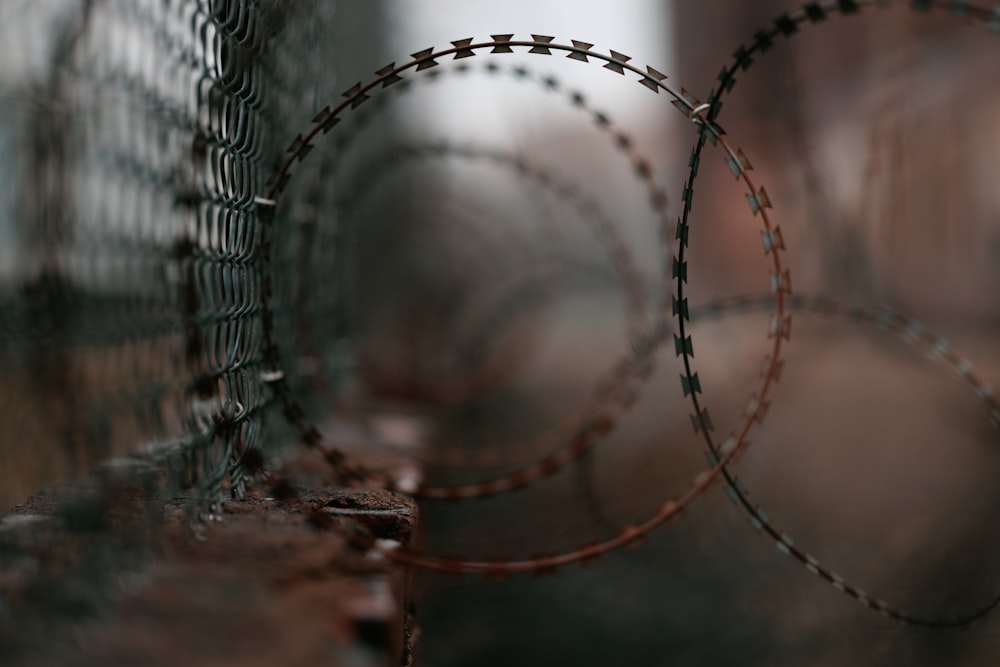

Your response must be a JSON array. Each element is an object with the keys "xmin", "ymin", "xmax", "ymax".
[{"xmin": 1, "ymin": 0, "xmax": 998, "ymax": 634}]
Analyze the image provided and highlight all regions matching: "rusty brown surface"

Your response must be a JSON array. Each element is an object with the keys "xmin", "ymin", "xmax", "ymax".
[{"xmin": 0, "ymin": 447, "xmax": 419, "ymax": 667}]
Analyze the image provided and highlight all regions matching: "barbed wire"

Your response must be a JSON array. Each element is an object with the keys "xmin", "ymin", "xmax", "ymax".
[
  {"xmin": 253, "ymin": 34, "xmax": 789, "ymax": 575},
  {"xmin": 2, "ymin": 0, "xmax": 998, "ymax": 646},
  {"xmin": 318, "ymin": 60, "xmax": 666, "ymax": 472},
  {"xmin": 575, "ymin": 290, "xmax": 1000, "ymax": 626},
  {"xmin": 679, "ymin": 0, "xmax": 1000, "ymax": 626},
  {"xmin": 254, "ymin": 13, "xmax": 999, "ymax": 623}
]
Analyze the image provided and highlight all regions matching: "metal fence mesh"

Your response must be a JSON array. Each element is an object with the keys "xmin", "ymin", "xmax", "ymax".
[
  {"xmin": 3, "ymin": 2, "xmax": 1000, "ymax": 664},
  {"xmin": 0, "ymin": 0, "xmax": 353, "ymax": 511}
]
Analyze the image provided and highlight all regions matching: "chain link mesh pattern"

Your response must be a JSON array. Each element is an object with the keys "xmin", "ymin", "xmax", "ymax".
[{"xmin": 0, "ymin": 0, "xmax": 349, "ymax": 512}]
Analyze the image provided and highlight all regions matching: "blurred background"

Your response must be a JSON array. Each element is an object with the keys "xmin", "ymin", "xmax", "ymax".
[{"xmin": 1, "ymin": 1, "xmax": 999, "ymax": 665}]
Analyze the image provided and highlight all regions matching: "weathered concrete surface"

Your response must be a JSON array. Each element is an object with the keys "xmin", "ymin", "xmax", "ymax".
[{"xmin": 0, "ymin": 447, "xmax": 419, "ymax": 667}]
